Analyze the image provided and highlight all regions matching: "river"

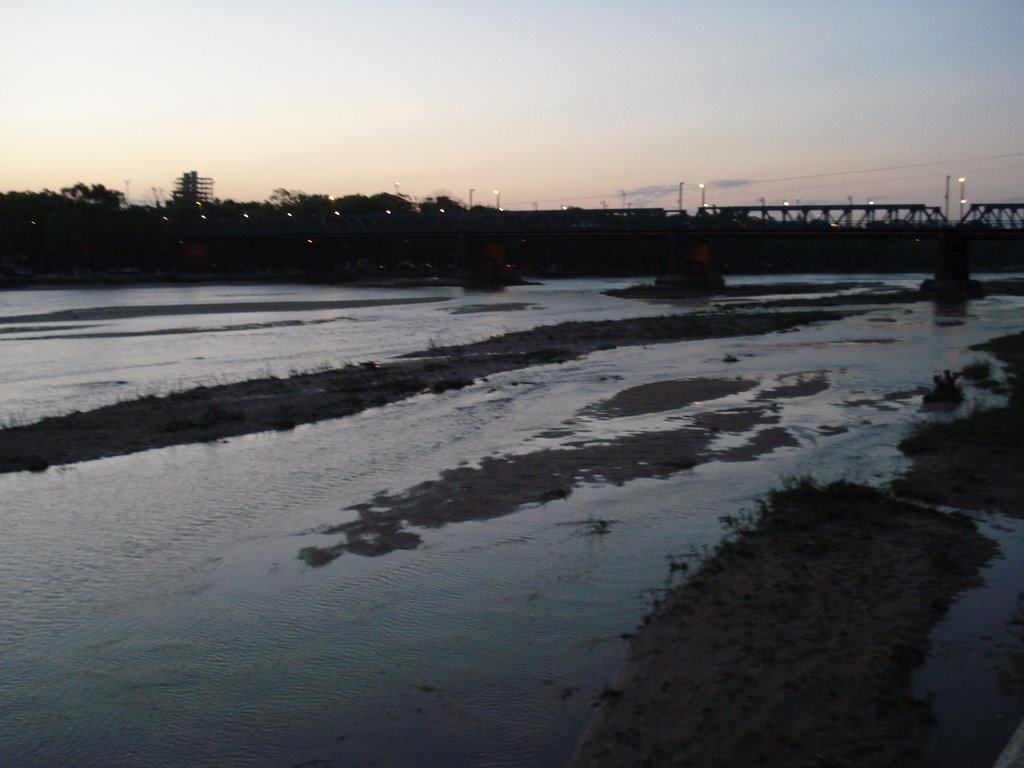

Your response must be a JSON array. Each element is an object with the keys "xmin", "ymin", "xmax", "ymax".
[{"xmin": 0, "ymin": 275, "xmax": 1021, "ymax": 767}]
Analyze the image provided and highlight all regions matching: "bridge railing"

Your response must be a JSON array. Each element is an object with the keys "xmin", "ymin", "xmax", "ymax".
[
  {"xmin": 176, "ymin": 203, "xmax": 1024, "ymax": 240},
  {"xmin": 688, "ymin": 204, "xmax": 949, "ymax": 229},
  {"xmin": 177, "ymin": 208, "xmax": 674, "ymax": 238},
  {"xmin": 960, "ymin": 204, "xmax": 1024, "ymax": 228}
]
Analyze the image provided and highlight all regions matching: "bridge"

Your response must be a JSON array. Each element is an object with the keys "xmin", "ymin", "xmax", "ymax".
[{"xmin": 174, "ymin": 203, "xmax": 1024, "ymax": 294}]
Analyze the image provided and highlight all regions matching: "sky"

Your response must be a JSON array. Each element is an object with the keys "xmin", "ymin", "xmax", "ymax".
[{"xmin": 3, "ymin": 0, "xmax": 1024, "ymax": 211}]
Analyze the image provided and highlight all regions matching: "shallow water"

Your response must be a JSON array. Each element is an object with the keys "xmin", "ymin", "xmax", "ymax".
[{"xmin": 1, "ymin": 275, "xmax": 1022, "ymax": 767}]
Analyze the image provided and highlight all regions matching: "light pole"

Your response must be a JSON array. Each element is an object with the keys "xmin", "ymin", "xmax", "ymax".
[
  {"xmin": 678, "ymin": 181, "xmax": 684, "ymax": 213},
  {"xmin": 394, "ymin": 181, "xmax": 400, "ymax": 198},
  {"xmin": 493, "ymin": 189, "xmax": 500, "ymax": 209},
  {"xmin": 958, "ymin": 177, "xmax": 967, "ymax": 221},
  {"xmin": 620, "ymin": 190, "xmax": 626, "ymax": 209},
  {"xmin": 469, "ymin": 189, "xmax": 474, "ymax": 208},
  {"xmin": 698, "ymin": 183, "xmax": 706, "ymax": 208},
  {"xmin": 944, "ymin": 175, "xmax": 950, "ymax": 220}
]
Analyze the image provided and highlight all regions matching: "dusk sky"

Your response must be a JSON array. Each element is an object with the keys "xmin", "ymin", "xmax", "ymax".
[{"xmin": 4, "ymin": 0, "xmax": 1023, "ymax": 210}]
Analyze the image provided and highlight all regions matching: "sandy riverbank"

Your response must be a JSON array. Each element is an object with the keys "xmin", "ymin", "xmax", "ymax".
[{"xmin": 567, "ymin": 479, "xmax": 999, "ymax": 768}]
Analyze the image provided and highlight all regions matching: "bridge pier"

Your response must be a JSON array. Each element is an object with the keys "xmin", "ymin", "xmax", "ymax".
[
  {"xmin": 920, "ymin": 234, "xmax": 984, "ymax": 298},
  {"xmin": 655, "ymin": 238, "xmax": 725, "ymax": 290},
  {"xmin": 462, "ymin": 237, "xmax": 516, "ymax": 287}
]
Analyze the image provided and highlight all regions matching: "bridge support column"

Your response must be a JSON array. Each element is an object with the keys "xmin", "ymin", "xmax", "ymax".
[
  {"xmin": 655, "ymin": 238, "xmax": 724, "ymax": 290},
  {"xmin": 920, "ymin": 235, "xmax": 984, "ymax": 298},
  {"xmin": 463, "ymin": 237, "xmax": 515, "ymax": 287}
]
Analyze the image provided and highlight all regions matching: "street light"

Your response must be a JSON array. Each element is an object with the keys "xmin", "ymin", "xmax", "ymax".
[
  {"xmin": 958, "ymin": 177, "xmax": 967, "ymax": 221},
  {"xmin": 469, "ymin": 188, "xmax": 474, "ymax": 208},
  {"xmin": 493, "ymin": 189, "xmax": 500, "ymax": 209},
  {"xmin": 698, "ymin": 183, "xmax": 706, "ymax": 207},
  {"xmin": 678, "ymin": 181, "xmax": 684, "ymax": 213}
]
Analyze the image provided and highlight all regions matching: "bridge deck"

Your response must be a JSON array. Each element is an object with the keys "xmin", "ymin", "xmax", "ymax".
[{"xmin": 178, "ymin": 204, "xmax": 1024, "ymax": 240}]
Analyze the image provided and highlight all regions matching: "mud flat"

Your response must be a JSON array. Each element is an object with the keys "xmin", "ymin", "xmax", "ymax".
[
  {"xmin": 297, "ymin": 375, "xmax": 835, "ymax": 564},
  {"xmin": 568, "ymin": 331, "xmax": 1024, "ymax": 768}
]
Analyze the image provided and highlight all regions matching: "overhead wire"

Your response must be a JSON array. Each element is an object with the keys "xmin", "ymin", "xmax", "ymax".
[{"xmin": 504, "ymin": 152, "xmax": 1024, "ymax": 209}]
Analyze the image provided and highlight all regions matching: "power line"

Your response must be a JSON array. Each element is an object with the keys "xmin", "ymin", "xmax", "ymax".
[
  {"xmin": 505, "ymin": 152, "xmax": 1024, "ymax": 209},
  {"xmin": 749, "ymin": 152, "xmax": 1024, "ymax": 186}
]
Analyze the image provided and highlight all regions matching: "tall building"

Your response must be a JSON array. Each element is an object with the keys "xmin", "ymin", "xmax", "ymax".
[{"xmin": 173, "ymin": 171, "xmax": 214, "ymax": 204}]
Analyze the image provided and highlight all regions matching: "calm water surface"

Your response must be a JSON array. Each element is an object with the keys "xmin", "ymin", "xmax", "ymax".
[{"xmin": 1, "ymin": 275, "xmax": 1021, "ymax": 767}]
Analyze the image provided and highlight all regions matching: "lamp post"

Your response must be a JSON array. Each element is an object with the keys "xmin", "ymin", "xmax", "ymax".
[
  {"xmin": 678, "ymin": 181, "xmax": 684, "ymax": 213},
  {"xmin": 698, "ymin": 183, "xmax": 706, "ymax": 208},
  {"xmin": 944, "ymin": 175, "xmax": 951, "ymax": 220},
  {"xmin": 394, "ymin": 181, "xmax": 400, "ymax": 198},
  {"xmin": 493, "ymin": 189, "xmax": 500, "ymax": 209},
  {"xmin": 469, "ymin": 189, "xmax": 474, "ymax": 208},
  {"xmin": 958, "ymin": 177, "xmax": 967, "ymax": 221},
  {"xmin": 620, "ymin": 190, "xmax": 626, "ymax": 209}
]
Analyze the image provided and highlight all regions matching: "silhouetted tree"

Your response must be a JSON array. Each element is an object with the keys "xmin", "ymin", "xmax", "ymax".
[
  {"xmin": 419, "ymin": 191, "xmax": 465, "ymax": 214},
  {"xmin": 60, "ymin": 183, "xmax": 124, "ymax": 208}
]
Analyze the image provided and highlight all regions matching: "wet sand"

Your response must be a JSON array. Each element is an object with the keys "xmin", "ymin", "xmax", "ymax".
[
  {"xmin": 299, "ymin": 376, "xmax": 821, "ymax": 564},
  {"xmin": 0, "ymin": 296, "xmax": 451, "ymax": 324}
]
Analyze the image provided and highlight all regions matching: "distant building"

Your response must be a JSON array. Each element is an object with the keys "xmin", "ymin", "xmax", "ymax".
[{"xmin": 172, "ymin": 171, "xmax": 214, "ymax": 204}]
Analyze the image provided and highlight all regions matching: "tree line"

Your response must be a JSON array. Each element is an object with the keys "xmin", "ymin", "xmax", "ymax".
[
  {"xmin": 2, "ymin": 184, "xmax": 1021, "ymax": 279},
  {"xmin": 0, "ymin": 184, "xmax": 481, "ymax": 276}
]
